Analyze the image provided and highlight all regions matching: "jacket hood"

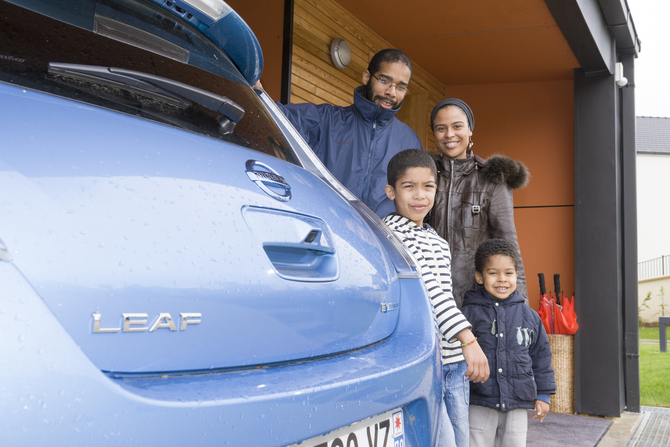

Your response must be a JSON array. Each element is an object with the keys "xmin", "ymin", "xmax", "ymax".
[
  {"xmin": 481, "ymin": 154, "xmax": 529, "ymax": 190},
  {"xmin": 353, "ymin": 86, "xmax": 401, "ymax": 126},
  {"xmin": 430, "ymin": 151, "xmax": 529, "ymax": 190},
  {"xmin": 463, "ymin": 288, "xmax": 526, "ymax": 307}
]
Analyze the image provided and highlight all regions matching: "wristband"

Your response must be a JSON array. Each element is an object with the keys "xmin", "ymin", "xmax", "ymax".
[{"xmin": 461, "ymin": 337, "xmax": 477, "ymax": 347}]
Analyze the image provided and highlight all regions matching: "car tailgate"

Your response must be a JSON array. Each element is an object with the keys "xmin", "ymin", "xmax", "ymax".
[{"xmin": 0, "ymin": 84, "xmax": 399, "ymax": 374}]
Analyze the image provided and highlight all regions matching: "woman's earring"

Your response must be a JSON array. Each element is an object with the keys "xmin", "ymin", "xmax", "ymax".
[{"xmin": 468, "ymin": 137, "xmax": 474, "ymax": 150}]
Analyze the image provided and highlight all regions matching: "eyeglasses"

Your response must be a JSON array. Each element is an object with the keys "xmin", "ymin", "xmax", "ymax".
[{"xmin": 372, "ymin": 74, "xmax": 409, "ymax": 94}]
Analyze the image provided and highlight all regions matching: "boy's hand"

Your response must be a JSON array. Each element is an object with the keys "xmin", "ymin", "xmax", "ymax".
[
  {"xmin": 462, "ymin": 341, "xmax": 489, "ymax": 383},
  {"xmin": 532, "ymin": 400, "xmax": 550, "ymax": 422}
]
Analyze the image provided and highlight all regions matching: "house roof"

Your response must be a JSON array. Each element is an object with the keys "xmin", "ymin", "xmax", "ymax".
[{"xmin": 637, "ymin": 117, "xmax": 670, "ymax": 154}]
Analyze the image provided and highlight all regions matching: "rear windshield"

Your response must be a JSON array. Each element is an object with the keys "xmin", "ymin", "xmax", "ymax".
[{"xmin": 0, "ymin": 0, "xmax": 296, "ymax": 163}]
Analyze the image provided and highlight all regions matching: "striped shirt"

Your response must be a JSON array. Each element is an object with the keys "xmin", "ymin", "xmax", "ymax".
[{"xmin": 384, "ymin": 213, "xmax": 471, "ymax": 364}]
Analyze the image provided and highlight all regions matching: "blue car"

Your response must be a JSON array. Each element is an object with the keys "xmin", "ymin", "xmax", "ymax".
[{"xmin": 0, "ymin": 0, "xmax": 442, "ymax": 445}]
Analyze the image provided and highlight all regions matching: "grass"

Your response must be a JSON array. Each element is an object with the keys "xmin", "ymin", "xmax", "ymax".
[
  {"xmin": 639, "ymin": 326, "xmax": 670, "ymax": 340},
  {"xmin": 640, "ymin": 342, "xmax": 670, "ymax": 407}
]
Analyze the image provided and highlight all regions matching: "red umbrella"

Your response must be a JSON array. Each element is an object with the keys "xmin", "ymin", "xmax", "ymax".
[
  {"xmin": 537, "ymin": 273, "xmax": 553, "ymax": 334},
  {"xmin": 551, "ymin": 275, "xmax": 568, "ymax": 334},
  {"xmin": 554, "ymin": 274, "xmax": 562, "ymax": 306},
  {"xmin": 552, "ymin": 298, "xmax": 572, "ymax": 335},
  {"xmin": 549, "ymin": 274, "xmax": 578, "ymax": 335},
  {"xmin": 562, "ymin": 292, "xmax": 579, "ymax": 334}
]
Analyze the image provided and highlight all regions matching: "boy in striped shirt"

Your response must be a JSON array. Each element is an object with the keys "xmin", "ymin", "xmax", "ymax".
[{"xmin": 383, "ymin": 149, "xmax": 489, "ymax": 447}]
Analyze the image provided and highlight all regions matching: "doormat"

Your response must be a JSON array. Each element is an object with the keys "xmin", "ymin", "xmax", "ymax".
[{"xmin": 527, "ymin": 410, "xmax": 612, "ymax": 447}]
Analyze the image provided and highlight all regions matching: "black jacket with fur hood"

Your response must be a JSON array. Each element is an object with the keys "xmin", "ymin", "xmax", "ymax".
[{"xmin": 427, "ymin": 150, "xmax": 529, "ymax": 307}]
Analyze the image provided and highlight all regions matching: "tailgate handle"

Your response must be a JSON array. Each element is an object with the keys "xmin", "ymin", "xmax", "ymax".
[{"xmin": 262, "ymin": 230, "xmax": 338, "ymax": 281}]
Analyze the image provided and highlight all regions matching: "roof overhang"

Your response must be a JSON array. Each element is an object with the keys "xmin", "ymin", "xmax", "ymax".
[{"xmin": 544, "ymin": 0, "xmax": 640, "ymax": 75}]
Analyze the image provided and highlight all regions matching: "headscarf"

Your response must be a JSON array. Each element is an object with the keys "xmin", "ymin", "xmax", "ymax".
[{"xmin": 430, "ymin": 98, "xmax": 475, "ymax": 132}]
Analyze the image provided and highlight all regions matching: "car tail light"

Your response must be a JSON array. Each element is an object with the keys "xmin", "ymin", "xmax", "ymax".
[
  {"xmin": 173, "ymin": 0, "xmax": 231, "ymax": 22},
  {"xmin": 349, "ymin": 201, "xmax": 420, "ymax": 279}
]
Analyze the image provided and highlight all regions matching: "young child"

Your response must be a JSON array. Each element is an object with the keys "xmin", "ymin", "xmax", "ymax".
[
  {"xmin": 383, "ymin": 149, "xmax": 489, "ymax": 447},
  {"xmin": 461, "ymin": 238, "xmax": 556, "ymax": 447}
]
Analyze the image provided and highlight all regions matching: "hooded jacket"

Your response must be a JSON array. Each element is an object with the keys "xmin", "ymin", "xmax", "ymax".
[
  {"xmin": 277, "ymin": 86, "xmax": 422, "ymax": 218},
  {"xmin": 461, "ymin": 289, "xmax": 556, "ymax": 411},
  {"xmin": 427, "ymin": 151, "xmax": 529, "ymax": 307}
]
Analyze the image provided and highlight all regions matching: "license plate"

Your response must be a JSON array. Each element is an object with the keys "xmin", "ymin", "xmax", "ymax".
[{"xmin": 287, "ymin": 408, "xmax": 405, "ymax": 447}]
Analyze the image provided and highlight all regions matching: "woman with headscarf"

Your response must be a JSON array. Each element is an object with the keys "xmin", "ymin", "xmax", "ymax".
[{"xmin": 427, "ymin": 98, "xmax": 529, "ymax": 308}]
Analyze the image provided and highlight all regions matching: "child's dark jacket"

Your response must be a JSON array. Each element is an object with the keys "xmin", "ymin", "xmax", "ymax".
[{"xmin": 461, "ymin": 289, "xmax": 556, "ymax": 411}]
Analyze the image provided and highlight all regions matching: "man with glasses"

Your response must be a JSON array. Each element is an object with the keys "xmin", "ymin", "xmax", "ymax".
[{"xmin": 258, "ymin": 49, "xmax": 421, "ymax": 218}]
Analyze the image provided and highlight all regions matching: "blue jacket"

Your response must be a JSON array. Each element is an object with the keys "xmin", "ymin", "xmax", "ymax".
[
  {"xmin": 277, "ymin": 86, "xmax": 422, "ymax": 217},
  {"xmin": 461, "ymin": 289, "xmax": 556, "ymax": 411}
]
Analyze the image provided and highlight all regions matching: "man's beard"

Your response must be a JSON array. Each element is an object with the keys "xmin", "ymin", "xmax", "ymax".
[
  {"xmin": 364, "ymin": 81, "xmax": 399, "ymax": 109},
  {"xmin": 364, "ymin": 81, "xmax": 374, "ymax": 102}
]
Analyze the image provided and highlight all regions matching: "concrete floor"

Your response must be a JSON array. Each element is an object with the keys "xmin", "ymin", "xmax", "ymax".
[{"xmin": 597, "ymin": 411, "xmax": 645, "ymax": 446}]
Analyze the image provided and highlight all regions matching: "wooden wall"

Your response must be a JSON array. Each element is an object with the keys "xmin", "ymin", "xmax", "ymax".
[{"xmin": 290, "ymin": 0, "xmax": 444, "ymax": 151}]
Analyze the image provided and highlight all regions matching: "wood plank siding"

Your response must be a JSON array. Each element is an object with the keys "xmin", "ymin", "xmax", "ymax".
[{"xmin": 290, "ymin": 0, "xmax": 445, "ymax": 151}]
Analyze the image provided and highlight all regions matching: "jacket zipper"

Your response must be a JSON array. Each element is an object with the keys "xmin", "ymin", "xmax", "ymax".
[
  {"xmin": 446, "ymin": 159, "xmax": 454, "ymax": 239},
  {"xmin": 361, "ymin": 120, "xmax": 377, "ymax": 203}
]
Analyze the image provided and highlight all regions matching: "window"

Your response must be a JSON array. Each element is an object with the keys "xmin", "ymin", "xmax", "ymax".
[{"xmin": 0, "ymin": 0, "xmax": 295, "ymax": 163}]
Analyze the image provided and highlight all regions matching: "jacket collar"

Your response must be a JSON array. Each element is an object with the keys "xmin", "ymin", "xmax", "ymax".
[
  {"xmin": 435, "ymin": 150, "xmax": 478, "ymax": 176},
  {"xmin": 384, "ymin": 212, "xmax": 433, "ymax": 232},
  {"xmin": 353, "ymin": 86, "xmax": 401, "ymax": 126},
  {"xmin": 463, "ymin": 288, "xmax": 525, "ymax": 306}
]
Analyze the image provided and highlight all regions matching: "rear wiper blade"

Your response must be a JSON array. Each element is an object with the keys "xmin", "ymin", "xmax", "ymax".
[{"xmin": 48, "ymin": 63, "xmax": 245, "ymax": 133}]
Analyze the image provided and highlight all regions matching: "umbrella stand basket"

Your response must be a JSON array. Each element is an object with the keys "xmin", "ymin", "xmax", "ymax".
[{"xmin": 547, "ymin": 334, "xmax": 575, "ymax": 414}]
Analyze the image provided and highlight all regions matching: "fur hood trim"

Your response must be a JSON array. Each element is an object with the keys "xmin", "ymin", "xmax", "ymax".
[{"xmin": 480, "ymin": 154, "xmax": 529, "ymax": 189}]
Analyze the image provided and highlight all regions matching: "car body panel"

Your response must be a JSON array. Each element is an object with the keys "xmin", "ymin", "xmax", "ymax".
[
  {"xmin": 1, "ymin": 261, "xmax": 440, "ymax": 446},
  {"xmin": 0, "ymin": 82, "xmax": 402, "ymax": 374}
]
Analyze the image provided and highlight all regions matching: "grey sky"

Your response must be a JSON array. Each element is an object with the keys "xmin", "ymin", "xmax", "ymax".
[{"xmin": 630, "ymin": 0, "xmax": 670, "ymax": 118}]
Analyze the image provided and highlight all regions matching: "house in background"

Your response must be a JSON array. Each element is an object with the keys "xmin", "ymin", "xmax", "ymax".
[
  {"xmin": 637, "ymin": 116, "xmax": 670, "ymax": 264},
  {"xmin": 637, "ymin": 116, "xmax": 670, "ymax": 323},
  {"xmin": 228, "ymin": 0, "xmax": 641, "ymax": 417}
]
